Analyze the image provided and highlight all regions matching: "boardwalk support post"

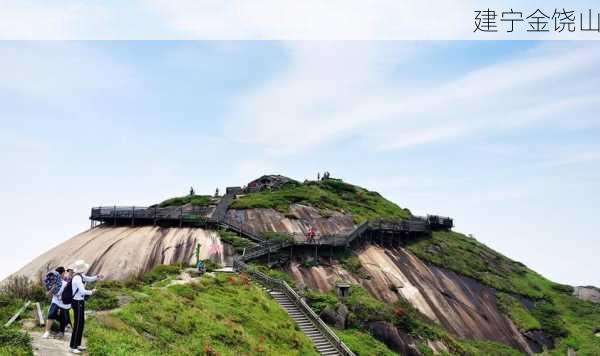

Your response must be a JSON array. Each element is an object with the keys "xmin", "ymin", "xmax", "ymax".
[{"xmin": 154, "ymin": 206, "xmax": 157, "ymax": 226}]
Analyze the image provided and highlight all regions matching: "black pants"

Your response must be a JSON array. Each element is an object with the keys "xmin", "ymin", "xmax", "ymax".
[
  {"xmin": 70, "ymin": 300, "xmax": 85, "ymax": 349},
  {"xmin": 58, "ymin": 307, "xmax": 71, "ymax": 333}
]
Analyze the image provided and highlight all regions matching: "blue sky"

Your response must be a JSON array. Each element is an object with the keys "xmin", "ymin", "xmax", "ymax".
[{"xmin": 1, "ymin": 41, "xmax": 599, "ymax": 286}]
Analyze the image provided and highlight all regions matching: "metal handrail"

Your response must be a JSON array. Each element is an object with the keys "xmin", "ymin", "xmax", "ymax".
[{"xmin": 234, "ymin": 258, "xmax": 355, "ymax": 356}]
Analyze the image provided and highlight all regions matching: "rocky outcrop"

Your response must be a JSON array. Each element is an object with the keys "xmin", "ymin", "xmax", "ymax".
[
  {"xmin": 11, "ymin": 226, "xmax": 233, "ymax": 281},
  {"xmin": 245, "ymin": 175, "xmax": 298, "ymax": 192},
  {"xmin": 287, "ymin": 245, "xmax": 534, "ymax": 354},
  {"xmin": 226, "ymin": 205, "xmax": 355, "ymax": 241},
  {"xmin": 319, "ymin": 304, "xmax": 348, "ymax": 329},
  {"xmin": 365, "ymin": 321, "xmax": 420, "ymax": 356},
  {"xmin": 573, "ymin": 286, "xmax": 600, "ymax": 303}
]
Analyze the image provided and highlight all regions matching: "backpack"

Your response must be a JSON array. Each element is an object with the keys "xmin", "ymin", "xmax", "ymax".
[
  {"xmin": 43, "ymin": 271, "xmax": 62, "ymax": 297},
  {"xmin": 61, "ymin": 279, "xmax": 75, "ymax": 305}
]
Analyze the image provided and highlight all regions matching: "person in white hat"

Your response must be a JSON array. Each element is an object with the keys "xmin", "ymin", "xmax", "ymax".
[{"xmin": 68, "ymin": 260, "xmax": 103, "ymax": 354}]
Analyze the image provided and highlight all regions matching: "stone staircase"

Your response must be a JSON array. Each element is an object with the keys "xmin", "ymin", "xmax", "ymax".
[
  {"xmin": 236, "ymin": 259, "xmax": 354, "ymax": 356},
  {"xmin": 266, "ymin": 288, "xmax": 342, "ymax": 356}
]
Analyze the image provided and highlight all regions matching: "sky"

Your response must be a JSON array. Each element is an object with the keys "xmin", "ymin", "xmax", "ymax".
[{"xmin": 1, "ymin": 41, "xmax": 599, "ymax": 287}]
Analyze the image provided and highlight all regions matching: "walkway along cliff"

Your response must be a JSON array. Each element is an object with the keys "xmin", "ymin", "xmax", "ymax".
[{"xmin": 10, "ymin": 176, "xmax": 600, "ymax": 355}]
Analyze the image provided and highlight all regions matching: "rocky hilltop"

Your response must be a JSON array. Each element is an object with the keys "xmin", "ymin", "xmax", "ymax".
[{"xmin": 8, "ymin": 175, "xmax": 600, "ymax": 355}]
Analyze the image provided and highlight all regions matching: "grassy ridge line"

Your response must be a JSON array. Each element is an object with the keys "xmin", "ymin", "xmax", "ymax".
[
  {"xmin": 230, "ymin": 179, "xmax": 411, "ymax": 223},
  {"xmin": 406, "ymin": 230, "xmax": 600, "ymax": 355},
  {"xmin": 157, "ymin": 194, "xmax": 214, "ymax": 207}
]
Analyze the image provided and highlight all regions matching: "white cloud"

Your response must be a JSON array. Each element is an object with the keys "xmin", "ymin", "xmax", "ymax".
[
  {"xmin": 0, "ymin": 42, "xmax": 136, "ymax": 99},
  {"xmin": 225, "ymin": 42, "xmax": 600, "ymax": 155},
  {"xmin": 542, "ymin": 151, "xmax": 600, "ymax": 167}
]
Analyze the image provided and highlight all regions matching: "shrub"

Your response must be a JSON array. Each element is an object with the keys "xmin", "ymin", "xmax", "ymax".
[
  {"xmin": 218, "ymin": 230, "xmax": 256, "ymax": 254},
  {"xmin": 0, "ymin": 275, "xmax": 46, "ymax": 302},
  {"xmin": 0, "ymin": 327, "xmax": 31, "ymax": 350},
  {"xmin": 532, "ymin": 300, "xmax": 568, "ymax": 338},
  {"xmin": 496, "ymin": 292, "xmax": 541, "ymax": 332},
  {"xmin": 344, "ymin": 285, "xmax": 393, "ymax": 327},
  {"xmin": 202, "ymin": 259, "xmax": 220, "ymax": 272},
  {"xmin": 158, "ymin": 195, "xmax": 213, "ymax": 207},
  {"xmin": 143, "ymin": 264, "xmax": 184, "ymax": 284},
  {"xmin": 304, "ymin": 290, "xmax": 338, "ymax": 314},
  {"xmin": 341, "ymin": 256, "xmax": 370, "ymax": 279},
  {"xmin": 87, "ymin": 289, "xmax": 119, "ymax": 311}
]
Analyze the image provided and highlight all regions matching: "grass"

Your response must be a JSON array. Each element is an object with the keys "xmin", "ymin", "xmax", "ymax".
[
  {"xmin": 340, "ymin": 255, "xmax": 371, "ymax": 279},
  {"xmin": 86, "ymin": 265, "xmax": 317, "ymax": 356},
  {"xmin": 495, "ymin": 292, "xmax": 541, "ymax": 332},
  {"xmin": 304, "ymin": 284, "xmax": 526, "ymax": 355},
  {"xmin": 157, "ymin": 195, "xmax": 214, "ymax": 207},
  {"xmin": 230, "ymin": 179, "xmax": 411, "ymax": 223},
  {"xmin": 0, "ymin": 295, "xmax": 34, "ymax": 356},
  {"xmin": 0, "ymin": 327, "xmax": 33, "ymax": 356},
  {"xmin": 406, "ymin": 230, "xmax": 547, "ymax": 299},
  {"xmin": 406, "ymin": 230, "xmax": 600, "ymax": 355},
  {"xmin": 247, "ymin": 263, "xmax": 297, "ymax": 288},
  {"xmin": 217, "ymin": 230, "xmax": 257, "ymax": 254},
  {"xmin": 335, "ymin": 328, "xmax": 397, "ymax": 356},
  {"xmin": 87, "ymin": 289, "xmax": 120, "ymax": 311}
]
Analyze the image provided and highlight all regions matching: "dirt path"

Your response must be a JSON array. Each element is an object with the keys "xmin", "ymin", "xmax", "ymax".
[{"xmin": 30, "ymin": 330, "xmax": 85, "ymax": 356}]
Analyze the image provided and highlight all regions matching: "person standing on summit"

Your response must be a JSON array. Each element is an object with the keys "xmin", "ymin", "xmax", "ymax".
[{"xmin": 68, "ymin": 260, "xmax": 103, "ymax": 354}]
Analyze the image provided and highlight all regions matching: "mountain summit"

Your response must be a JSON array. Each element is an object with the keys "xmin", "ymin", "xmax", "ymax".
[{"xmin": 6, "ymin": 175, "xmax": 600, "ymax": 355}]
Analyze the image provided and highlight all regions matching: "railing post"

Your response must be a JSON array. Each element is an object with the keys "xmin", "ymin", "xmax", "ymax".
[
  {"xmin": 113, "ymin": 205, "xmax": 117, "ymax": 226},
  {"xmin": 179, "ymin": 206, "xmax": 183, "ymax": 227}
]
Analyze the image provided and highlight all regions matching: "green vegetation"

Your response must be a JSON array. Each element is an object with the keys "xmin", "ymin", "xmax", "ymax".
[
  {"xmin": 340, "ymin": 255, "xmax": 371, "ymax": 279},
  {"xmin": 406, "ymin": 230, "xmax": 600, "ymax": 355},
  {"xmin": 0, "ymin": 276, "xmax": 42, "ymax": 356},
  {"xmin": 304, "ymin": 290, "xmax": 339, "ymax": 315},
  {"xmin": 335, "ymin": 328, "xmax": 396, "ymax": 356},
  {"xmin": 157, "ymin": 194, "xmax": 214, "ymax": 207},
  {"xmin": 86, "ymin": 265, "xmax": 317, "ymax": 355},
  {"xmin": 456, "ymin": 339, "xmax": 524, "ymax": 356},
  {"xmin": 345, "ymin": 285, "xmax": 393, "ymax": 326},
  {"xmin": 247, "ymin": 263, "xmax": 296, "ymax": 288},
  {"xmin": 496, "ymin": 292, "xmax": 541, "ymax": 332},
  {"xmin": 305, "ymin": 284, "xmax": 525, "ymax": 355},
  {"xmin": 87, "ymin": 289, "xmax": 120, "ymax": 311},
  {"xmin": 262, "ymin": 231, "xmax": 295, "ymax": 242},
  {"xmin": 0, "ymin": 327, "xmax": 32, "ymax": 356},
  {"xmin": 141, "ymin": 264, "xmax": 184, "ymax": 284},
  {"xmin": 218, "ymin": 230, "xmax": 257, "ymax": 254},
  {"xmin": 230, "ymin": 179, "xmax": 411, "ymax": 222},
  {"xmin": 407, "ymin": 230, "xmax": 546, "ymax": 299}
]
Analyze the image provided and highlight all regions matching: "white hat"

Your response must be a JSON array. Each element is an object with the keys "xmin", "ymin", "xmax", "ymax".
[{"xmin": 71, "ymin": 260, "xmax": 90, "ymax": 274}]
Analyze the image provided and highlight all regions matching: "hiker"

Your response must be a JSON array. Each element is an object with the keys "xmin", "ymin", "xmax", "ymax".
[
  {"xmin": 42, "ymin": 266, "xmax": 68, "ymax": 339},
  {"xmin": 307, "ymin": 226, "xmax": 316, "ymax": 243},
  {"xmin": 68, "ymin": 260, "xmax": 104, "ymax": 354}
]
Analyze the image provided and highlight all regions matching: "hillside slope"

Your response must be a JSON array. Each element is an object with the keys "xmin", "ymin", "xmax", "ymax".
[
  {"xmin": 7, "ymin": 175, "xmax": 600, "ymax": 355},
  {"xmin": 13, "ymin": 227, "xmax": 233, "ymax": 281}
]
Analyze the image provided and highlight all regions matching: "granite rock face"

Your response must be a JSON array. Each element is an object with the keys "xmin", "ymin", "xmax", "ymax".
[
  {"xmin": 11, "ymin": 226, "xmax": 233, "ymax": 281},
  {"xmin": 573, "ymin": 286, "xmax": 600, "ymax": 303},
  {"xmin": 287, "ymin": 245, "xmax": 535, "ymax": 354},
  {"xmin": 226, "ymin": 204, "xmax": 355, "ymax": 242}
]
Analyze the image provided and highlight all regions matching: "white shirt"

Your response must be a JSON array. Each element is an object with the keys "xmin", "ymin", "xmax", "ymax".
[
  {"xmin": 52, "ymin": 280, "xmax": 70, "ymax": 309},
  {"xmin": 72, "ymin": 274, "xmax": 98, "ymax": 301}
]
